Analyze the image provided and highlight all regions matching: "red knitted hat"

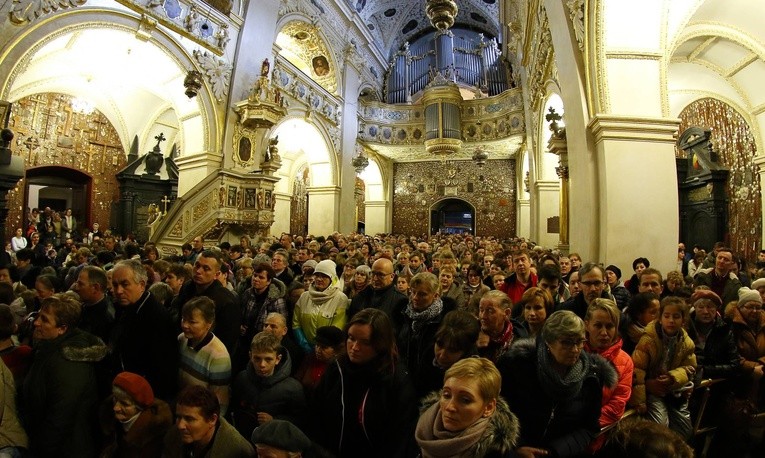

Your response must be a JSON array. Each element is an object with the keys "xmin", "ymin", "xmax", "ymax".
[{"xmin": 113, "ymin": 372, "xmax": 154, "ymax": 408}]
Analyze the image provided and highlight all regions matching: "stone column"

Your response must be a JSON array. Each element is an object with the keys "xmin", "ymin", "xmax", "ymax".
[
  {"xmin": 532, "ymin": 180, "xmax": 560, "ymax": 248},
  {"xmin": 307, "ymin": 186, "xmax": 341, "ymax": 235},
  {"xmin": 589, "ymin": 115, "xmax": 680, "ymax": 273},
  {"xmin": 338, "ymin": 46, "xmax": 363, "ymax": 233},
  {"xmin": 548, "ymin": 131, "xmax": 569, "ymax": 252},
  {"xmin": 364, "ymin": 201, "xmax": 390, "ymax": 235},
  {"xmin": 271, "ymin": 192, "xmax": 291, "ymax": 236}
]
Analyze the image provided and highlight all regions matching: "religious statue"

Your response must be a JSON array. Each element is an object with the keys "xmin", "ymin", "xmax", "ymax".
[
  {"xmin": 215, "ymin": 24, "xmax": 230, "ymax": 49},
  {"xmin": 184, "ymin": 6, "xmax": 199, "ymax": 33},
  {"xmin": 147, "ymin": 204, "xmax": 160, "ymax": 226},
  {"xmin": 257, "ymin": 190, "xmax": 264, "ymax": 209},
  {"xmin": 261, "ymin": 58, "xmax": 270, "ymax": 77},
  {"xmin": 266, "ymin": 136, "xmax": 279, "ymax": 163},
  {"xmin": 218, "ymin": 186, "xmax": 226, "ymax": 207},
  {"xmin": 236, "ymin": 188, "xmax": 243, "ymax": 209}
]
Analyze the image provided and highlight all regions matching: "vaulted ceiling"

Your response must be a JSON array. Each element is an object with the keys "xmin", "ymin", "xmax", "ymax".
[{"xmin": 346, "ymin": 0, "xmax": 501, "ymax": 60}]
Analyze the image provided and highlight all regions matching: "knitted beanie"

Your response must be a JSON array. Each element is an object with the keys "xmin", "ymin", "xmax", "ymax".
[{"xmin": 737, "ymin": 287, "xmax": 762, "ymax": 308}]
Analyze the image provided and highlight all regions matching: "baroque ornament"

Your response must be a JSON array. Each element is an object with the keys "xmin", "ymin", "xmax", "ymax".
[
  {"xmin": 566, "ymin": 0, "xmax": 585, "ymax": 51},
  {"xmin": 10, "ymin": 0, "xmax": 86, "ymax": 24},
  {"xmin": 193, "ymin": 50, "xmax": 232, "ymax": 102}
]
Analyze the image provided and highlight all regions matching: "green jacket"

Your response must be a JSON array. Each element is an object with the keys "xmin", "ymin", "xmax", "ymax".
[{"xmin": 23, "ymin": 328, "xmax": 107, "ymax": 457}]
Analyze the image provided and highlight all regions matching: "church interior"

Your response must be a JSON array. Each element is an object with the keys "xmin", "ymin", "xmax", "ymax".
[{"xmin": 0, "ymin": 0, "xmax": 763, "ymax": 273}]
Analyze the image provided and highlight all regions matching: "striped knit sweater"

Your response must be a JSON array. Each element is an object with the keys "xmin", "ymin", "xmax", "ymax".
[{"xmin": 177, "ymin": 332, "xmax": 232, "ymax": 415}]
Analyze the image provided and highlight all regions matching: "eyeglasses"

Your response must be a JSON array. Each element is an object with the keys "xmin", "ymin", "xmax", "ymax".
[
  {"xmin": 371, "ymin": 271, "xmax": 391, "ymax": 277},
  {"xmin": 558, "ymin": 338, "xmax": 587, "ymax": 349},
  {"xmin": 580, "ymin": 280, "xmax": 604, "ymax": 288},
  {"xmin": 742, "ymin": 304, "xmax": 763, "ymax": 312}
]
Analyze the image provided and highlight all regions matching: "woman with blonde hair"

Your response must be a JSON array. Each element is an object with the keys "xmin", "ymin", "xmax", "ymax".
[
  {"xmin": 416, "ymin": 357, "xmax": 520, "ymax": 457},
  {"xmin": 584, "ymin": 298, "xmax": 634, "ymax": 451}
]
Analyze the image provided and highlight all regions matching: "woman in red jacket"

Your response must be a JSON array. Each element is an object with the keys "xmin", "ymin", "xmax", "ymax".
[{"xmin": 584, "ymin": 298, "xmax": 634, "ymax": 451}]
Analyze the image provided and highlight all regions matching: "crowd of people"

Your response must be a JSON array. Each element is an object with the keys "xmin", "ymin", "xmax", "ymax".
[{"xmin": 1, "ymin": 225, "xmax": 763, "ymax": 457}]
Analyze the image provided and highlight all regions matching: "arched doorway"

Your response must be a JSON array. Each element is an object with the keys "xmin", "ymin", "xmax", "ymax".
[{"xmin": 430, "ymin": 198, "xmax": 475, "ymax": 235}]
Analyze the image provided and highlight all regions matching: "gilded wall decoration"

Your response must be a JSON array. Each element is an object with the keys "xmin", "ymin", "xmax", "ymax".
[
  {"xmin": 355, "ymin": 177, "xmax": 365, "ymax": 224},
  {"xmin": 193, "ymin": 50, "xmax": 232, "ymax": 102},
  {"xmin": 290, "ymin": 163, "xmax": 309, "ymax": 235},
  {"xmin": 6, "ymin": 93, "xmax": 126, "ymax": 239},
  {"xmin": 678, "ymin": 98, "xmax": 761, "ymax": 264},
  {"xmin": 10, "ymin": 0, "xmax": 86, "ymax": 25},
  {"xmin": 392, "ymin": 160, "xmax": 516, "ymax": 238}
]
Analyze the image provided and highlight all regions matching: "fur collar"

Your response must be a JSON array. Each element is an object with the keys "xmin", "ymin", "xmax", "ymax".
[
  {"xmin": 267, "ymin": 278, "xmax": 287, "ymax": 300},
  {"xmin": 419, "ymin": 391, "xmax": 520, "ymax": 456},
  {"xmin": 505, "ymin": 337, "xmax": 618, "ymax": 389},
  {"xmin": 60, "ymin": 328, "xmax": 108, "ymax": 363}
]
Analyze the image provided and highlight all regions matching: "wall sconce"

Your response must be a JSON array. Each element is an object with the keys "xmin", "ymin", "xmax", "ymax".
[{"xmin": 184, "ymin": 69, "xmax": 203, "ymax": 98}]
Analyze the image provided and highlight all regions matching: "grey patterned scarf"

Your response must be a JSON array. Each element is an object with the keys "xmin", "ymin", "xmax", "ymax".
[
  {"xmin": 405, "ymin": 297, "xmax": 444, "ymax": 335},
  {"xmin": 536, "ymin": 340, "xmax": 590, "ymax": 401}
]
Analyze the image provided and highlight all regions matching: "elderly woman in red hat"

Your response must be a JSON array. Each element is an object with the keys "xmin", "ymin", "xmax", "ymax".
[{"xmin": 100, "ymin": 371, "xmax": 173, "ymax": 457}]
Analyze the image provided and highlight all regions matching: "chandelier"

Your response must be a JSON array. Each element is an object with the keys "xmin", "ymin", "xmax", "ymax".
[{"xmin": 71, "ymin": 98, "xmax": 95, "ymax": 115}]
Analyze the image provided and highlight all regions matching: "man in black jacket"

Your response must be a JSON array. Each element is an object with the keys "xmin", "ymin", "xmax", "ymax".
[
  {"xmin": 173, "ymin": 250, "xmax": 240, "ymax": 355},
  {"xmin": 348, "ymin": 258, "xmax": 406, "ymax": 322},
  {"xmin": 110, "ymin": 259, "xmax": 178, "ymax": 399}
]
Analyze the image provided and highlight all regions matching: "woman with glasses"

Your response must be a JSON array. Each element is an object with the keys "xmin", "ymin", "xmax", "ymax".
[
  {"xmin": 292, "ymin": 260, "xmax": 348, "ymax": 354},
  {"xmin": 496, "ymin": 310, "xmax": 617, "ymax": 457},
  {"xmin": 397, "ymin": 272, "xmax": 457, "ymax": 397},
  {"xmin": 725, "ymin": 287, "xmax": 765, "ymax": 406},
  {"xmin": 463, "ymin": 264, "xmax": 490, "ymax": 317}
]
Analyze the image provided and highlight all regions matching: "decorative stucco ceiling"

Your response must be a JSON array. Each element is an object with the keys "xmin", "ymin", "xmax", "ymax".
[
  {"xmin": 668, "ymin": 0, "xmax": 765, "ymax": 118},
  {"xmin": 346, "ymin": 0, "xmax": 501, "ymax": 60}
]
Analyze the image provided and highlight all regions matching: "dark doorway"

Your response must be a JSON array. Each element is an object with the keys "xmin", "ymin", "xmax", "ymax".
[
  {"xmin": 430, "ymin": 198, "xmax": 475, "ymax": 235},
  {"xmin": 25, "ymin": 166, "xmax": 91, "ymax": 233}
]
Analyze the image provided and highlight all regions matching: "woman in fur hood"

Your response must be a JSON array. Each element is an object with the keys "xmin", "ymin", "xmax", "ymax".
[{"xmin": 416, "ymin": 357, "xmax": 519, "ymax": 458}]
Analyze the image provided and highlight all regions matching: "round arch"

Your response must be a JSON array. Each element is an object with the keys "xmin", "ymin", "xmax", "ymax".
[
  {"xmin": 271, "ymin": 116, "xmax": 337, "ymax": 193},
  {"xmin": 269, "ymin": 116, "xmax": 338, "ymax": 235},
  {"xmin": 429, "ymin": 198, "xmax": 476, "ymax": 235},
  {"xmin": 0, "ymin": 8, "xmax": 219, "ymax": 156}
]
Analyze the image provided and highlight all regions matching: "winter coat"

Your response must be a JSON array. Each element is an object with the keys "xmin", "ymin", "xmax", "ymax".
[
  {"xmin": 98, "ymin": 396, "xmax": 173, "ymax": 458},
  {"xmin": 162, "ymin": 417, "xmax": 254, "ymax": 458},
  {"xmin": 442, "ymin": 282, "xmax": 467, "ymax": 310},
  {"xmin": 610, "ymin": 284, "xmax": 631, "ymax": 311},
  {"xmin": 693, "ymin": 268, "xmax": 742, "ymax": 306},
  {"xmin": 496, "ymin": 338, "xmax": 617, "ymax": 458},
  {"xmin": 629, "ymin": 321, "xmax": 697, "ymax": 408},
  {"xmin": 0, "ymin": 359, "xmax": 27, "ymax": 450},
  {"xmin": 724, "ymin": 301, "xmax": 765, "ymax": 374},
  {"xmin": 23, "ymin": 328, "xmax": 108, "ymax": 458},
  {"xmin": 238, "ymin": 278, "xmax": 287, "ymax": 346},
  {"xmin": 348, "ymin": 282, "xmax": 407, "ymax": 321},
  {"xmin": 416, "ymin": 391, "xmax": 520, "ymax": 458},
  {"xmin": 292, "ymin": 285, "xmax": 348, "ymax": 346},
  {"xmin": 585, "ymin": 338, "xmax": 633, "ymax": 428},
  {"xmin": 230, "ymin": 348, "xmax": 307, "ymax": 439},
  {"xmin": 463, "ymin": 283, "xmax": 490, "ymax": 316},
  {"xmin": 309, "ymin": 357, "xmax": 418, "ymax": 458},
  {"xmin": 110, "ymin": 291, "xmax": 179, "ymax": 399},
  {"xmin": 396, "ymin": 297, "xmax": 457, "ymax": 397},
  {"xmin": 686, "ymin": 312, "xmax": 741, "ymax": 379}
]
